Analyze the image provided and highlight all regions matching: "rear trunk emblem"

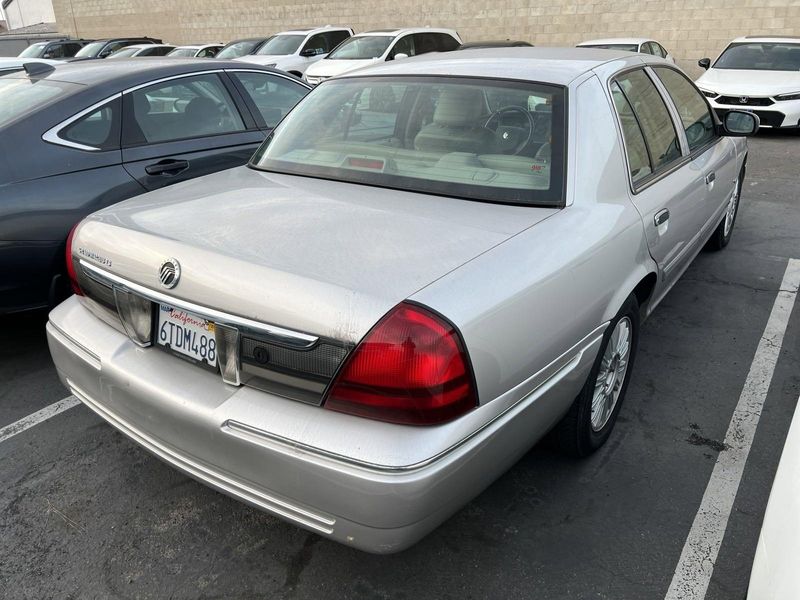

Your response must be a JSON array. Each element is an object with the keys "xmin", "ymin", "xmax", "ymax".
[{"xmin": 159, "ymin": 259, "xmax": 181, "ymax": 289}]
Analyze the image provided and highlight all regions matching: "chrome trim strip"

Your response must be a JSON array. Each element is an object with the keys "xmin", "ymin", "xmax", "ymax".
[
  {"xmin": 222, "ymin": 324, "xmax": 608, "ymax": 473},
  {"xmin": 68, "ymin": 380, "xmax": 335, "ymax": 533},
  {"xmin": 41, "ymin": 93, "xmax": 122, "ymax": 152},
  {"xmin": 47, "ymin": 321, "xmax": 101, "ymax": 370},
  {"xmin": 79, "ymin": 260, "xmax": 319, "ymax": 348}
]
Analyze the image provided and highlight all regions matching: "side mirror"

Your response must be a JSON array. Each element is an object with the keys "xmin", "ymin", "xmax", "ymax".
[
  {"xmin": 722, "ymin": 110, "xmax": 759, "ymax": 136},
  {"xmin": 393, "ymin": 53, "xmax": 409, "ymax": 61},
  {"xmin": 300, "ymin": 48, "xmax": 318, "ymax": 57},
  {"xmin": 99, "ymin": 49, "xmax": 112, "ymax": 58},
  {"xmin": 698, "ymin": 57, "xmax": 711, "ymax": 70},
  {"xmin": 43, "ymin": 51, "xmax": 53, "ymax": 59}
]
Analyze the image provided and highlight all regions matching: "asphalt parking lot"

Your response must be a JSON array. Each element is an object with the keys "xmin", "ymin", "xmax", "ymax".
[{"xmin": 1, "ymin": 131, "xmax": 799, "ymax": 599}]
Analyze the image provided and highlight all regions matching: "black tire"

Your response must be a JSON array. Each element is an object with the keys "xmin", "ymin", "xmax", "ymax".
[
  {"xmin": 706, "ymin": 167, "xmax": 744, "ymax": 251},
  {"xmin": 554, "ymin": 294, "xmax": 640, "ymax": 457}
]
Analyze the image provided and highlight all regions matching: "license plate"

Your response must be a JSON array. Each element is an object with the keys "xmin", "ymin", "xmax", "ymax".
[{"xmin": 156, "ymin": 304, "xmax": 217, "ymax": 367}]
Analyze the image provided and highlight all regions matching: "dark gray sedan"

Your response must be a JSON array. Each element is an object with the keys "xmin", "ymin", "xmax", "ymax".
[{"xmin": 0, "ymin": 59, "xmax": 309, "ymax": 314}]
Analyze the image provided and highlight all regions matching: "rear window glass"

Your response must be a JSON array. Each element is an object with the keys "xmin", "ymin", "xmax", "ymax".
[
  {"xmin": 0, "ymin": 78, "xmax": 77, "ymax": 128},
  {"xmin": 251, "ymin": 76, "xmax": 566, "ymax": 206}
]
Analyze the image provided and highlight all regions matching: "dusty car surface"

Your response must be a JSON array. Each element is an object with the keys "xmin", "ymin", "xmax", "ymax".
[{"xmin": 47, "ymin": 48, "xmax": 757, "ymax": 553}]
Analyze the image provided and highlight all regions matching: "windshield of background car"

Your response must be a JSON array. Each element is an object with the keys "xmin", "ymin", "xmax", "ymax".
[
  {"xmin": 251, "ymin": 76, "xmax": 566, "ymax": 206},
  {"xmin": 0, "ymin": 77, "xmax": 79, "ymax": 127},
  {"xmin": 713, "ymin": 42, "xmax": 800, "ymax": 70},
  {"xmin": 108, "ymin": 47, "xmax": 139, "ymax": 58},
  {"xmin": 256, "ymin": 35, "xmax": 304, "ymax": 56},
  {"xmin": 582, "ymin": 43, "xmax": 638, "ymax": 52},
  {"xmin": 74, "ymin": 41, "xmax": 106, "ymax": 57},
  {"xmin": 18, "ymin": 43, "xmax": 47, "ymax": 58},
  {"xmin": 167, "ymin": 48, "xmax": 197, "ymax": 57},
  {"xmin": 327, "ymin": 36, "xmax": 393, "ymax": 59},
  {"xmin": 216, "ymin": 39, "xmax": 263, "ymax": 59}
]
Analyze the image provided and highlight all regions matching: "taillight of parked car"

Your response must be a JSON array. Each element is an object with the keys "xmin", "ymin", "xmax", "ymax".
[
  {"xmin": 324, "ymin": 302, "xmax": 477, "ymax": 425},
  {"xmin": 65, "ymin": 222, "xmax": 83, "ymax": 296}
]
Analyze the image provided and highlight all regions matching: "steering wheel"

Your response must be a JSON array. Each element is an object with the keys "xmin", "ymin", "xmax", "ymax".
[{"xmin": 483, "ymin": 106, "xmax": 535, "ymax": 155}]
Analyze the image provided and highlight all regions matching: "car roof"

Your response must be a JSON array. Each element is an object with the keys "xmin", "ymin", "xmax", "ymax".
[
  {"xmin": 277, "ymin": 26, "xmax": 352, "ymax": 35},
  {"xmin": 340, "ymin": 46, "xmax": 644, "ymax": 85},
  {"xmin": 578, "ymin": 38, "xmax": 650, "ymax": 46},
  {"xmin": 355, "ymin": 27, "xmax": 459, "ymax": 37},
  {"xmin": 459, "ymin": 40, "xmax": 531, "ymax": 48},
  {"xmin": 16, "ymin": 58, "xmax": 278, "ymax": 88},
  {"xmin": 731, "ymin": 35, "xmax": 800, "ymax": 43}
]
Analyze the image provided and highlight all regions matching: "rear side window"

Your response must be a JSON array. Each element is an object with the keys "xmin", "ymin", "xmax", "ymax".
[
  {"xmin": 653, "ymin": 67, "xmax": 717, "ymax": 152},
  {"xmin": 413, "ymin": 33, "xmax": 442, "ymax": 56},
  {"xmin": 230, "ymin": 72, "xmax": 307, "ymax": 128},
  {"xmin": 124, "ymin": 74, "xmax": 246, "ymax": 145},
  {"xmin": 613, "ymin": 70, "xmax": 681, "ymax": 174},
  {"xmin": 435, "ymin": 34, "xmax": 460, "ymax": 52},
  {"xmin": 610, "ymin": 81, "xmax": 652, "ymax": 183},
  {"xmin": 326, "ymin": 30, "xmax": 351, "ymax": 50},
  {"xmin": 59, "ymin": 99, "xmax": 121, "ymax": 150}
]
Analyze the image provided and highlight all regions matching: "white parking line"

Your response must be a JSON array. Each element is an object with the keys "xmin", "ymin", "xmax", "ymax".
[
  {"xmin": 665, "ymin": 258, "xmax": 800, "ymax": 600},
  {"xmin": 0, "ymin": 395, "xmax": 81, "ymax": 445}
]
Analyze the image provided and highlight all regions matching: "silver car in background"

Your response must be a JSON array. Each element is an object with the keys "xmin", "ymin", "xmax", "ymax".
[{"xmin": 47, "ymin": 48, "xmax": 757, "ymax": 553}]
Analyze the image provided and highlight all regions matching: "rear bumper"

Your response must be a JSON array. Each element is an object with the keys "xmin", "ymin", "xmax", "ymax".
[{"xmin": 47, "ymin": 296, "xmax": 600, "ymax": 553}]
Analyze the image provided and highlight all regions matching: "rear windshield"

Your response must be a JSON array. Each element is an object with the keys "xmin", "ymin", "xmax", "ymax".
[
  {"xmin": 256, "ymin": 35, "xmax": 305, "ymax": 56},
  {"xmin": 581, "ymin": 43, "xmax": 638, "ymax": 52},
  {"xmin": 327, "ymin": 36, "xmax": 393, "ymax": 60},
  {"xmin": 714, "ymin": 42, "xmax": 800, "ymax": 71},
  {"xmin": 0, "ymin": 77, "xmax": 79, "ymax": 128},
  {"xmin": 251, "ymin": 76, "xmax": 566, "ymax": 206}
]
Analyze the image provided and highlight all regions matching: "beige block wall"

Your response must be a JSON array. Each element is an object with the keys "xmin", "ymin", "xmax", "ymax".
[{"xmin": 52, "ymin": 0, "xmax": 800, "ymax": 77}]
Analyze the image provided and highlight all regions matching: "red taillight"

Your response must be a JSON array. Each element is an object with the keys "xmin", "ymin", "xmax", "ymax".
[
  {"xmin": 324, "ymin": 302, "xmax": 477, "ymax": 425},
  {"xmin": 65, "ymin": 222, "xmax": 83, "ymax": 296}
]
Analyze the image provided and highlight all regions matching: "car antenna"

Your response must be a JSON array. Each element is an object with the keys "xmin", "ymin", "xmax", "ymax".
[{"xmin": 23, "ymin": 62, "xmax": 56, "ymax": 77}]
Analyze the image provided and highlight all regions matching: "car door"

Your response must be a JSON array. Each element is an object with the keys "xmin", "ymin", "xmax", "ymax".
[
  {"xmin": 610, "ymin": 68, "xmax": 709, "ymax": 291},
  {"xmin": 652, "ymin": 66, "xmax": 737, "ymax": 235},
  {"xmin": 227, "ymin": 70, "xmax": 310, "ymax": 130},
  {"xmin": 121, "ymin": 72, "xmax": 264, "ymax": 191}
]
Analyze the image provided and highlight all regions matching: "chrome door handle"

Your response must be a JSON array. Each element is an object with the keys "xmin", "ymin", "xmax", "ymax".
[
  {"xmin": 705, "ymin": 172, "xmax": 716, "ymax": 185},
  {"xmin": 654, "ymin": 209, "xmax": 670, "ymax": 226}
]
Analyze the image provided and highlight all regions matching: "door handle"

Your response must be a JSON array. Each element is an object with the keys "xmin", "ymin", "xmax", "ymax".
[
  {"xmin": 654, "ymin": 209, "xmax": 670, "ymax": 226},
  {"xmin": 705, "ymin": 172, "xmax": 716, "ymax": 185},
  {"xmin": 145, "ymin": 159, "xmax": 190, "ymax": 176}
]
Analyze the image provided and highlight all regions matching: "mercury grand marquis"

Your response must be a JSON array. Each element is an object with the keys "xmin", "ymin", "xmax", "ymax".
[{"xmin": 47, "ymin": 48, "xmax": 758, "ymax": 553}]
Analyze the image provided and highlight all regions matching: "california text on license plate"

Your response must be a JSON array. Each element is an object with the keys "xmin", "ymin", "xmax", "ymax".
[{"xmin": 157, "ymin": 304, "xmax": 217, "ymax": 367}]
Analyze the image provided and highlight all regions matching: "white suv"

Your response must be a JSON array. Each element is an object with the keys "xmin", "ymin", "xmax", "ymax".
[
  {"xmin": 234, "ymin": 26, "xmax": 353, "ymax": 77},
  {"xmin": 304, "ymin": 28, "xmax": 462, "ymax": 85}
]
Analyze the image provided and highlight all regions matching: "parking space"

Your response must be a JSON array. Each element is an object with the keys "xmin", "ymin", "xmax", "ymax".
[{"xmin": 1, "ymin": 132, "xmax": 799, "ymax": 599}]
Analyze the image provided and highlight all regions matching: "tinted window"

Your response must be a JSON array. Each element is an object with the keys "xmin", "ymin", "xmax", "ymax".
[
  {"xmin": 126, "ymin": 74, "xmax": 245, "ymax": 145},
  {"xmin": 328, "ymin": 36, "xmax": 393, "ymax": 59},
  {"xmin": 326, "ymin": 30, "xmax": 351, "ymax": 51},
  {"xmin": 303, "ymin": 33, "xmax": 331, "ymax": 55},
  {"xmin": 714, "ymin": 42, "xmax": 800, "ymax": 71},
  {"xmin": 435, "ymin": 34, "xmax": 460, "ymax": 52},
  {"xmin": 60, "ymin": 100, "xmax": 120, "ymax": 150},
  {"xmin": 0, "ymin": 78, "xmax": 77, "ymax": 127},
  {"xmin": 252, "ymin": 77, "xmax": 566, "ymax": 206},
  {"xmin": 231, "ymin": 72, "xmax": 307, "ymax": 128},
  {"xmin": 141, "ymin": 46, "xmax": 174, "ymax": 56},
  {"xmin": 614, "ymin": 70, "xmax": 681, "ymax": 173},
  {"xmin": 390, "ymin": 35, "xmax": 415, "ymax": 58},
  {"xmin": 64, "ymin": 43, "xmax": 82, "ymax": 56},
  {"xmin": 654, "ymin": 67, "xmax": 716, "ymax": 151},
  {"xmin": 610, "ymin": 81, "xmax": 652, "ymax": 183},
  {"xmin": 413, "ymin": 33, "xmax": 442, "ymax": 56}
]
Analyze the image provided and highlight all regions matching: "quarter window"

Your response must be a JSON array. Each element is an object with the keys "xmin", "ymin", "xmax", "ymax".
[
  {"xmin": 614, "ymin": 70, "xmax": 681, "ymax": 175},
  {"xmin": 124, "ymin": 74, "xmax": 245, "ymax": 145},
  {"xmin": 230, "ymin": 72, "xmax": 307, "ymax": 128},
  {"xmin": 653, "ymin": 67, "xmax": 717, "ymax": 152},
  {"xmin": 60, "ymin": 99, "xmax": 120, "ymax": 150}
]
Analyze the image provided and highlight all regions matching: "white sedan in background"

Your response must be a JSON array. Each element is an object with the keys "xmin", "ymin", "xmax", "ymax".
[
  {"xmin": 106, "ymin": 44, "xmax": 177, "ymax": 58},
  {"xmin": 748, "ymin": 400, "xmax": 800, "ymax": 598},
  {"xmin": 577, "ymin": 37, "xmax": 674, "ymax": 63},
  {"xmin": 167, "ymin": 44, "xmax": 223, "ymax": 58},
  {"xmin": 696, "ymin": 36, "xmax": 800, "ymax": 129}
]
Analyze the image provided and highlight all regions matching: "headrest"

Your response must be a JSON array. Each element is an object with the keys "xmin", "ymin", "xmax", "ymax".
[{"xmin": 433, "ymin": 87, "xmax": 485, "ymax": 127}]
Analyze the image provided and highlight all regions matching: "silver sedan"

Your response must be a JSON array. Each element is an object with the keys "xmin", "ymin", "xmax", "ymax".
[{"xmin": 47, "ymin": 48, "xmax": 757, "ymax": 553}]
